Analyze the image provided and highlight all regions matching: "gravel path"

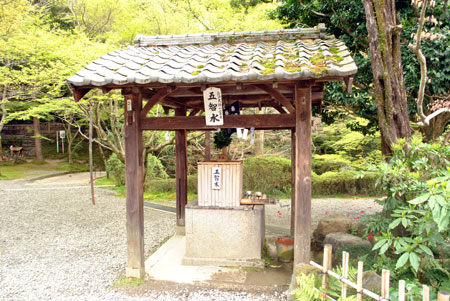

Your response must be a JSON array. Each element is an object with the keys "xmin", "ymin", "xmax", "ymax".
[
  {"xmin": 0, "ymin": 178, "xmax": 287, "ymax": 300},
  {"xmin": 0, "ymin": 179, "xmax": 176, "ymax": 300},
  {"xmin": 265, "ymin": 198, "xmax": 383, "ymax": 230}
]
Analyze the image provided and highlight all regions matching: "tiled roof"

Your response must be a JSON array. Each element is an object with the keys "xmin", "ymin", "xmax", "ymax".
[{"xmin": 68, "ymin": 27, "xmax": 357, "ymax": 87}]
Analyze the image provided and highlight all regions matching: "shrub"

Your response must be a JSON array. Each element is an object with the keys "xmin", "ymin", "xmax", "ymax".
[
  {"xmin": 106, "ymin": 153, "xmax": 125, "ymax": 186},
  {"xmin": 312, "ymin": 170, "xmax": 380, "ymax": 196},
  {"xmin": 243, "ymin": 156, "xmax": 291, "ymax": 196},
  {"xmin": 243, "ymin": 156, "xmax": 380, "ymax": 197},
  {"xmin": 365, "ymin": 140, "xmax": 450, "ymax": 289},
  {"xmin": 145, "ymin": 175, "xmax": 197, "ymax": 194},
  {"xmin": 312, "ymin": 154, "xmax": 353, "ymax": 175}
]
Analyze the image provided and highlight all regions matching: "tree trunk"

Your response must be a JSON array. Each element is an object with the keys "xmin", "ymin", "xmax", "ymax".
[
  {"xmin": 33, "ymin": 117, "xmax": 43, "ymax": 161},
  {"xmin": 362, "ymin": 0, "xmax": 412, "ymax": 154},
  {"xmin": 255, "ymin": 108, "xmax": 265, "ymax": 155}
]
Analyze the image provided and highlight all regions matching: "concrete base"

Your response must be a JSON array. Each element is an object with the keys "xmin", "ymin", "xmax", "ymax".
[
  {"xmin": 183, "ymin": 255, "xmax": 264, "ymax": 268},
  {"xmin": 184, "ymin": 203, "xmax": 265, "ymax": 267},
  {"xmin": 126, "ymin": 266, "xmax": 145, "ymax": 279},
  {"xmin": 175, "ymin": 225, "xmax": 185, "ymax": 236}
]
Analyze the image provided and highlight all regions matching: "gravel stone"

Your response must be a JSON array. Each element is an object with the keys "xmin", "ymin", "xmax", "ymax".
[{"xmin": 0, "ymin": 179, "xmax": 286, "ymax": 300}]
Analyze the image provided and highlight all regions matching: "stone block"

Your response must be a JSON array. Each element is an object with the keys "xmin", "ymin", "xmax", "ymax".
[{"xmin": 183, "ymin": 202, "xmax": 264, "ymax": 266}]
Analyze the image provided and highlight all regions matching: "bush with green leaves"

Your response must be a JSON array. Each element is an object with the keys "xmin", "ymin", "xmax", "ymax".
[
  {"xmin": 243, "ymin": 156, "xmax": 381, "ymax": 197},
  {"xmin": 312, "ymin": 154, "xmax": 353, "ymax": 175},
  {"xmin": 106, "ymin": 153, "xmax": 125, "ymax": 186},
  {"xmin": 364, "ymin": 139, "xmax": 450, "ymax": 290},
  {"xmin": 243, "ymin": 156, "xmax": 292, "ymax": 196}
]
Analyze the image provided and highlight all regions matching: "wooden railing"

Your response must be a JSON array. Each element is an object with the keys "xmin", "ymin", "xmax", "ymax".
[{"xmin": 309, "ymin": 244, "xmax": 450, "ymax": 301}]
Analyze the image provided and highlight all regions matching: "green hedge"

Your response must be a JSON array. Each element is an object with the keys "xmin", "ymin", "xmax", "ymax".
[
  {"xmin": 312, "ymin": 171, "xmax": 380, "ymax": 196},
  {"xmin": 312, "ymin": 154, "xmax": 353, "ymax": 175},
  {"xmin": 145, "ymin": 175, "xmax": 197, "ymax": 194},
  {"xmin": 243, "ymin": 156, "xmax": 292, "ymax": 196},
  {"xmin": 143, "ymin": 157, "xmax": 381, "ymax": 197}
]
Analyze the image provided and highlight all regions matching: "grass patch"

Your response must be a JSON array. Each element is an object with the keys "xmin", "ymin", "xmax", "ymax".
[
  {"xmin": 112, "ymin": 277, "xmax": 143, "ymax": 289},
  {"xmin": 0, "ymin": 160, "xmax": 74, "ymax": 180}
]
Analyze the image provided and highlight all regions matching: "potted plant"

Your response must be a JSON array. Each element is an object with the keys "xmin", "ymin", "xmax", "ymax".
[{"xmin": 213, "ymin": 130, "xmax": 232, "ymax": 161}]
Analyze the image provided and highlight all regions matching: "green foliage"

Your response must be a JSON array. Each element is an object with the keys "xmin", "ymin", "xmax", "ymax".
[
  {"xmin": 106, "ymin": 153, "xmax": 125, "ymax": 186},
  {"xmin": 312, "ymin": 171, "xmax": 380, "ymax": 196},
  {"xmin": 269, "ymin": 0, "xmax": 450, "ymax": 136},
  {"xmin": 242, "ymin": 156, "xmax": 380, "ymax": 197},
  {"xmin": 146, "ymin": 154, "xmax": 168, "ymax": 179},
  {"xmin": 365, "ymin": 140, "xmax": 450, "ymax": 288},
  {"xmin": 291, "ymin": 264, "xmax": 358, "ymax": 301},
  {"xmin": 243, "ymin": 156, "xmax": 291, "ymax": 196},
  {"xmin": 312, "ymin": 154, "xmax": 352, "ymax": 175},
  {"xmin": 213, "ymin": 130, "xmax": 232, "ymax": 150}
]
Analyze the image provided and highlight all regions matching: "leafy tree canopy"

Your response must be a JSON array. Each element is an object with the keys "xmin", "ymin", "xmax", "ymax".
[{"xmin": 269, "ymin": 0, "xmax": 450, "ymax": 135}]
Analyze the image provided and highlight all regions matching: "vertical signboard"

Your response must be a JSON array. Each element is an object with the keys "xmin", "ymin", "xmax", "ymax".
[
  {"xmin": 203, "ymin": 87, "xmax": 223, "ymax": 126},
  {"xmin": 212, "ymin": 167, "xmax": 221, "ymax": 190}
]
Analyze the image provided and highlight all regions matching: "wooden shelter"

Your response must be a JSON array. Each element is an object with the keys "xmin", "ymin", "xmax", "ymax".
[{"xmin": 68, "ymin": 24, "xmax": 357, "ymax": 279}]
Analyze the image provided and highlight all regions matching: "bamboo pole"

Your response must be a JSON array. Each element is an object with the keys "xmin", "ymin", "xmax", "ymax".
[
  {"xmin": 357, "ymin": 261, "xmax": 363, "ymax": 301},
  {"xmin": 342, "ymin": 251, "xmax": 349, "ymax": 299},
  {"xmin": 309, "ymin": 261, "xmax": 387, "ymax": 300},
  {"xmin": 381, "ymin": 269, "xmax": 390, "ymax": 299},
  {"xmin": 398, "ymin": 280, "xmax": 405, "ymax": 301},
  {"xmin": 423, "ymin": 285, "xmax": 430, "ymax": 301},
  {"xmin": 438, "ymin": 290, "xmax": 450, "ymax": 301},
  {"xmin": 322, "ymin": 244, "xmax": 332, "ymax": 300}
]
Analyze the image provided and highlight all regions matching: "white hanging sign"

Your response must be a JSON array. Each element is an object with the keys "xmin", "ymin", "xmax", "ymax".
[
  {"xmin": 203, "ymin": 87, "xmax": 223, "ymax": 126},
  {"xmin": 211, "ymin": 167, "xmax": 221, "ymax": 190},
  {"xmin": 59, "ymin": 130, "xmax": 66, "ymax": 139}
]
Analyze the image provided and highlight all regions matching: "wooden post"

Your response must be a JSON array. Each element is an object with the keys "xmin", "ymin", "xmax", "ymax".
[
  {"xmin": 398, "ymin": 280, "xmax": 405, "ymax": 301},
  {"xmin": 322, "ymin": 244, "xmax": 332, "ymax": 300},
  {"xmin": 381, "ymin": 269, "xmax": 390, "ymax": 299},
  {"xmin": 124, "ymin": 88, "xmax": 145, "ymax": 279},
  {"xmin": 438, "ymin": 291, "xmax": 450, "ymax": 301},
  {"xmin": 357, "ymin": 261, "xmax": 363, "ymax": 301},
  {"xmin": 205, "ymin": 131, "xmax": 211, "ymax": 161},
  {"xmin": 342, "ymin": 251, "xmax": 350, "ymax": 298},
  {"xmin": 423, "ymin": 285, "xmax": 430, "ymax": 301},
  {"xmin": 290, "ymin": 128, "xmax": 295, "ymax": 237},
  {"xmin": 175, "ymin": 108, "xmax": 188, "ymax": 226},
  {"xmin": 294, "ymin": 81, "xmax": 312, "ymax": 266}
]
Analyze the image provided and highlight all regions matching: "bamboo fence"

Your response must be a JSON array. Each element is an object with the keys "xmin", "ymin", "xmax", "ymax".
[{"xmin": 309, "ymin": 244, "xmax": 450, "ymax": 301}]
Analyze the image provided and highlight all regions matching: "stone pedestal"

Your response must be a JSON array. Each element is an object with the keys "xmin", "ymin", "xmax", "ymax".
[{"xmin": 183, "ymin": 202, "xmax": 265, "ymax": 267}]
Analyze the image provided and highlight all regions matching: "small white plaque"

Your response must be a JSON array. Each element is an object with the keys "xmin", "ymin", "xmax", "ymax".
[
  {"xmin": 203, "ymin": 87, "xmax": 223, "ymax": 126},
  {"xmin": 211, "ymin": 167, "xmax": 221, "ymax": 190},
  {"xmin": 59, "ymin": 130, "xmax": 66, "ymax": 139},
  {"xmin": 127, "ymin": 99, "xmax": 132, "ymax": 111}
]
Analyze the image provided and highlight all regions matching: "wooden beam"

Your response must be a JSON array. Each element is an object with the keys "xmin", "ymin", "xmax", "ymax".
[
  {"xmin": 253, "ymin": 84, "xmax": 296, "ymax": 113},
  {"xmin": 73, "ymin": 88, "xmax": 91, "ymax": 101},
  {"xmin": 124, "ymin": 89, "xmax": 145, "ymax": 279},
  {"xmin": 140, "ymin": 114, "xmax": 295, "ymax": 131},
  {"xmin": 271, "ymin": 102, "xmax": 287, "ymax": 114},
  {"xmin": 189, "ymin": 108, "xmax": 201, "ymax": 116},
  {"xmin": 294, "ymin": 82, "xmax": 312, "ymax": 266},
  {"xmin": 175, "ymin": 108, "xmax": 188, "ymax": 227},
  {"xmin": 141, "ymin": 88, "xmax": 177, "ymax": 118}
]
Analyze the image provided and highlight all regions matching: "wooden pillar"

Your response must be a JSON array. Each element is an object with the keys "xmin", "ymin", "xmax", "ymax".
[
  {"xmin": 294, "ymin": 81, "xmax": 312, "ymax": 266},
  {"xmin": 205, "ymin": 131, "xmax": 211, "ymax": 161},
  {"xmin": 290, "ymin": 128, "xmax": 296, "ymax": 237},
  {"xmin": 124, "ymin": 88, "xmax": 145, "ymax": 279},
  {"xmin": 175, "ymin": 108, "xmax": 188, "ymax": 226}
]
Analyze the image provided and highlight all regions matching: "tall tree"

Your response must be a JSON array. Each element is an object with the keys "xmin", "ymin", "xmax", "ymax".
[
  {"xmin": 270, "ymin": 0, "xmax": 450, "ymax": 152},
  {"xmin": 362, "ymin": 0, "xmax": 412, "ymax": 154}
]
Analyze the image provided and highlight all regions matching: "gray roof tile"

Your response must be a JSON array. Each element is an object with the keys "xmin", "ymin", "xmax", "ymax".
[{"xmin": 68, "ymin": 27, "xmax": 357, "ymax": 87}]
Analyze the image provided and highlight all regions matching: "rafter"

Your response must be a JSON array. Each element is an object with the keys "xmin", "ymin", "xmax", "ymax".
[{"xmin": 252, "ymin": 84, "xmax": 296, "ymax": 113}]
